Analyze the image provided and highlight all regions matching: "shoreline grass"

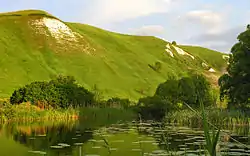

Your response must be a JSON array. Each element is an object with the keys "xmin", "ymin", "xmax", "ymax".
[
  {"xmin": 165, "ymin": 108, "xmax": 250, "ymax": 128},
  {"xmin": 0, "ymin": 102, "xmax": 79, "ymax": 123}
]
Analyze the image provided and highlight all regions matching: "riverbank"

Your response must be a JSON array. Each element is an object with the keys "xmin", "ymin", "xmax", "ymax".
[
  {"xmin": 0, "ymin": 99, "xmax": 137, "ymax": 123},
  {"xmin": 0, "ymin": 101, "xmax": 79, "ymax": 123},
  {"xmin": 165, "ymin": 108, "xmax": 250, "ymax": 127}
]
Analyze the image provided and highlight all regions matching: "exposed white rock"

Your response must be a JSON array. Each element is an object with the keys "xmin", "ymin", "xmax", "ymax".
[
  {"xmin": 43, "ymin": 18, "xmax": 76, "ymax": 41},
  {"xmin": 30, "ymin": 17, "xmax": 79, "ymax": 43},
  {"xmin": 208, "ymin": 68, "xmax": 216, "ymax": 72},
  {"xmin": 29, "ymin": 17, "xmax": 96, "ymax": 54},
  {"xmin": 164, "ymin": 43, "xmax": 195, "ymax": 59},
  {"xmin": 202, "ymin": 62, "xmax": 208, "ymax": 68},
  {"xmin": 166, "ymin": 44, "xmax": 171, "ymax": 49},
  {"xmin": 222, "ymin": 55, "xmax": 230, "ymax": 65},
  {"xmin": 165, "ymin": 44, "xmax": 174, "ymax": 57},
  {"xmin": 222, "ymin": 55, "xmax": 230, "ymax": 60},
  {"xmin": 172, "ymin": 45, "xmax": 195, "ymax": 59}
]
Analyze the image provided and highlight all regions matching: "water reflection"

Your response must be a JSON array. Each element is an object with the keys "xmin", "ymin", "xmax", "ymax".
[
  {"xmin": 0, "ymin": 118, "xmax": 250, "ymax": 155},
  {"xmin": 6, "ymin": 123, "xmax": 92, "ymax": 155}
]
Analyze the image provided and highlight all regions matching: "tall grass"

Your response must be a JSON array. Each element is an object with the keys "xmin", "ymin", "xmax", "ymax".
[
  {"xmin": 200, "ymin": 101, "xmax": 220, "ymax": 156},
  {"xmin": 165, "ymin": 108, "xmax": 250, "ymax": 128},
  {"xmin": 0, "ymin": 101, "xmax": 79, "ymax": 123},
  {"xmin": 78, "ymin": 107, "xmax": 135, "ymax": 128}
]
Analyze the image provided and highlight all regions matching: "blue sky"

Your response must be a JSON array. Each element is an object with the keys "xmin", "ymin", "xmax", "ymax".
[{"xmin": 1, "ymin": 0, "xmax": 249, "ymax": 53}]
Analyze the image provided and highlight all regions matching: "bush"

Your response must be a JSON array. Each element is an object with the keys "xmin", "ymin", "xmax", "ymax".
[
  {"xmin": 148, "ymin": 61, "xmax": 162, "ymax": 72},
  {"xmin": 155, "ymin": 74, "xmax": 213, "ymax": 108},
  {"xmin": 106, "ymin": 97, "xmax": 130, "ymax": 108},
  {"xmin": 172, "ymin": 41, "xmax": 177, "ymax": 46},
  {"xmin": 10, "ymin": 75, "xmax": 95, "ymax": 108},
  {"xmin": 136, "ymin": 73, "xmax": 214, "ymax": 120},
  {"xmin": 0, "ymin": 101, "xmax": 17, "ymax": 120},
  {"xmin": 137, "ymin": 95, "xmax": 174, "ymax": 121}
]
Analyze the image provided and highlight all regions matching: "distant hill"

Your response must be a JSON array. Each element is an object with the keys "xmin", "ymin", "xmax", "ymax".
[{"xmin": 0, "ymin": 10, "xmax": 229, "ymax": 100}]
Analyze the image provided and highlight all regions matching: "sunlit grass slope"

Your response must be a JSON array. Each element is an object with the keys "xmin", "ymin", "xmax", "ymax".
[{"xmin": 0, "ymin": 10, "xmax": 228, "ymax": 100}]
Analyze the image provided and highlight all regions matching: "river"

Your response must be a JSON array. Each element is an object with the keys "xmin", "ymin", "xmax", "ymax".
[{"xmin": 0, "ymin": 110, "xmax": 249, "ymax": 156}]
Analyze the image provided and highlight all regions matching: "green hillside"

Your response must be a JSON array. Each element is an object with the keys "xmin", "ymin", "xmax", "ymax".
[{"xmin": 0, "ymin": 10, "xmax": 228, "ymax": 100}]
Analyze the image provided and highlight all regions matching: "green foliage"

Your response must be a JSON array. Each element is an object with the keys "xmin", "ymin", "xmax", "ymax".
[
  {"xmin": 148, "ymin": 61, "xmax": 162, "ymax": 72},
  {"xmin": 156, "ymin": 74, "xmax": 213, "ymax": 108},
  {"xmin": 106, "ymin": 97, "xmax": 131, "ymax": 108},
  {"xmin": 219, "ymin": 25, "xmax": 250, "ymax": 110},
  {"xmin": 10, "ymin": 75, "xmax": 94, "ymax": 108},
  {"xmin": 137, "ymin": 74, "xmax": 214, "ymax": 120},
  {"xmin": 200, "ymin": 101, "xmax": 220, "ymax": 156},
  {"xmin": 137, "ymin": 95, "xmax": 173, "ymax": 121},
  {"xmin": 165, "ymin": 107, "xmax": 250, "ymax": 127},
  {"xmin": 171, "ymin": 41, "xmax": 177, "ymax": 46},
  {"xmin": 0, "ymin": 101, "xmax": 17, "ymax": 120},
  {"xmin": 180, "ymin": 45, "xmax": 228, "ymax": 71},
  {"xmin": 0, "ymin": 100, "xmax": 78, "ymax": 122},
  {"xmin": 92, "ymin": 84, "xmax": 104, "ymax": 103}
]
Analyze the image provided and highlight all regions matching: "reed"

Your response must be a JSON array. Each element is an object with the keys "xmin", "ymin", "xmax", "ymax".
[
  {"xmin": 165, "ymin": 108, "xmax": 250, "ymax": 128},
  {"xmin": 0, "ymin": 102, "xmax": 79, "ymax": 123},
  {"xmin": 200, "ymin": 100, "xmax": 220, "ymax": 156}
]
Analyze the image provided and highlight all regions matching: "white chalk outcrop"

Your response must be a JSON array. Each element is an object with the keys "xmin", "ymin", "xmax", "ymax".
[
  {"xmin": 165, "ymin": 43, "xmax": 195, "ymax": 59},
  {"xmin": 222, "ymin": 55, "xmax": 230, "ymax": 65},
  {"xmin": 165, "ymin": 44, "xmax": 174, "ymax": 57},
  {"xmin": 208, "ymin": 68, "xmax": 216, "ymax": 73},
  {"xmin": 43, "ymin": 18, "xmax": 77, "ymax": 42},
  {"xmin": 172, "ymin": 45, "xmax": 195, "ymax": 60},
  {"xmin": 29, "ymin": 17, "xmax": 79, "ymax": 43},
  {"xmin": 202, "ymin": 62, "xmax": 208, "ymax": 68},
  {"xmin": 29, "ymin": 17, "xmax": 95, "ymax": 54}
]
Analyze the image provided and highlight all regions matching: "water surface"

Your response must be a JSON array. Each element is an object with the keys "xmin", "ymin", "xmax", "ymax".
[{"xmin": 0, "ymin": 115, "xmax": 250, "ymax": 156}]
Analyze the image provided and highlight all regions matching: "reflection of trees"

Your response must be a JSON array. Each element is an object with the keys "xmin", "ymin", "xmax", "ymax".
[
  {"xmin": 8, "ymin": 124, "xmax": 93, "ymax": 155},
  {"xmin": 2, "ymin": 108, "xmax": 134, "ymax": 156},
  {"xmin": 136, "ymin": 122, "xmax": 195, "ymax": 152},
  {"xmin": 0, "ymin": 124, "xmax": 3, "ymax": 136}
]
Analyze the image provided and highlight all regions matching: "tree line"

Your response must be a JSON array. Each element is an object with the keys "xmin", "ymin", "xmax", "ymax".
[{"xmin": 10, "ymin": 75, "xmax": 130, "ymax": 109}]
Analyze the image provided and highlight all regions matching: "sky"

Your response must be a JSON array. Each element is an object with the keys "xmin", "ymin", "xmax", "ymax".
[{"xmin": 0, "ymin": 0, "xmax": 249, "ymax": 53}]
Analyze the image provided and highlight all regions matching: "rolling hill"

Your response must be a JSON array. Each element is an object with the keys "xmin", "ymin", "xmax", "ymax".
[{"xmin": 0, "ymin": 10, "xmax": 229, "ymax": 100}]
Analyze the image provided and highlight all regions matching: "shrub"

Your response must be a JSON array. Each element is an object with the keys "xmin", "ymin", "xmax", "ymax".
[
  {"xmin": 172, "ymin": 41, "xmax": 177, "ymax": 46},
  {"xmin": 155, "ymin": 74, "xmax": 213, "ymax": 108},
  {"xmin": 0, "ymin": 101, "xmax": 17, "ymax": 120},
  {"xmin": 148, "ymin": 61, "xmax": 162, "ymax": 72},
  {"xmin": 137, "ymin": 95, "xmax": 173, "ymax": 121},
  {"xmin": 106, "ymin": 97, "xmax": 130, "ymax": 108},
  {"xmin": 137, "ymin": 73, "xmax": 214, "ymax": 120},
  {"xmin": 10, "ymin": 75, "xmax": 95, "ymax": 108}
]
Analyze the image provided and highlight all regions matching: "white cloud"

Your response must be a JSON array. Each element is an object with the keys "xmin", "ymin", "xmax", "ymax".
[
  {"xmin": 185, "ymin": 10, "xmax": 224, "ymax": 34},
  {"xmin": 186, "ymin": 10, "xmax": 221, "ymax": 25},
  {"xmin": 83, "ymin": 0, "xmax": 175, "ymax": 24},
  {"xmin": 130, "ymin": 25, "xmax": 165, "ymax": 36}
]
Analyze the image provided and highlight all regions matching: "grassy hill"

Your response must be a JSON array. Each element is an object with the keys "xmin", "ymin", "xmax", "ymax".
[{"xmin": 0, "ymin": 10, "xmax": 228, "ymax": 100}]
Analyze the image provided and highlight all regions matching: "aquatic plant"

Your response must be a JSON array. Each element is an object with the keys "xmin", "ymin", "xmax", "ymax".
[{"xmin": 200, "ymin": 100, "xmax": 220, "ymax": 156}]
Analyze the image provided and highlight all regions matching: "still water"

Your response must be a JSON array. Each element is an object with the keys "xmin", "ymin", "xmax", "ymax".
[{"xmin": 0, "ymin": 115, "xmax": 250, "ymax": 156}]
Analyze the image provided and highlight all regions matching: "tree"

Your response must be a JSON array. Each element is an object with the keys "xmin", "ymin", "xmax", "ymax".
[
  {"xmin": 172, "ymin": 41, "xmax": 177, "ymax": 46},
  {"xmin": 137, "ymin": 74, "xmax": 213, "ymax": 120},
  {"xmin": 155, "ymin": 74, "xmax": 212, "ymax": 108},
  {"xmin": 10, "ymin": 76, "xmax": 94, "ymax": 108},
  {"xmin": 219, "ymin": 25, "xmax": 250, "ymax": 110},
  {"xmin": 137, "ymin": 95, "xmax": 172, "ymax": 121}
]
